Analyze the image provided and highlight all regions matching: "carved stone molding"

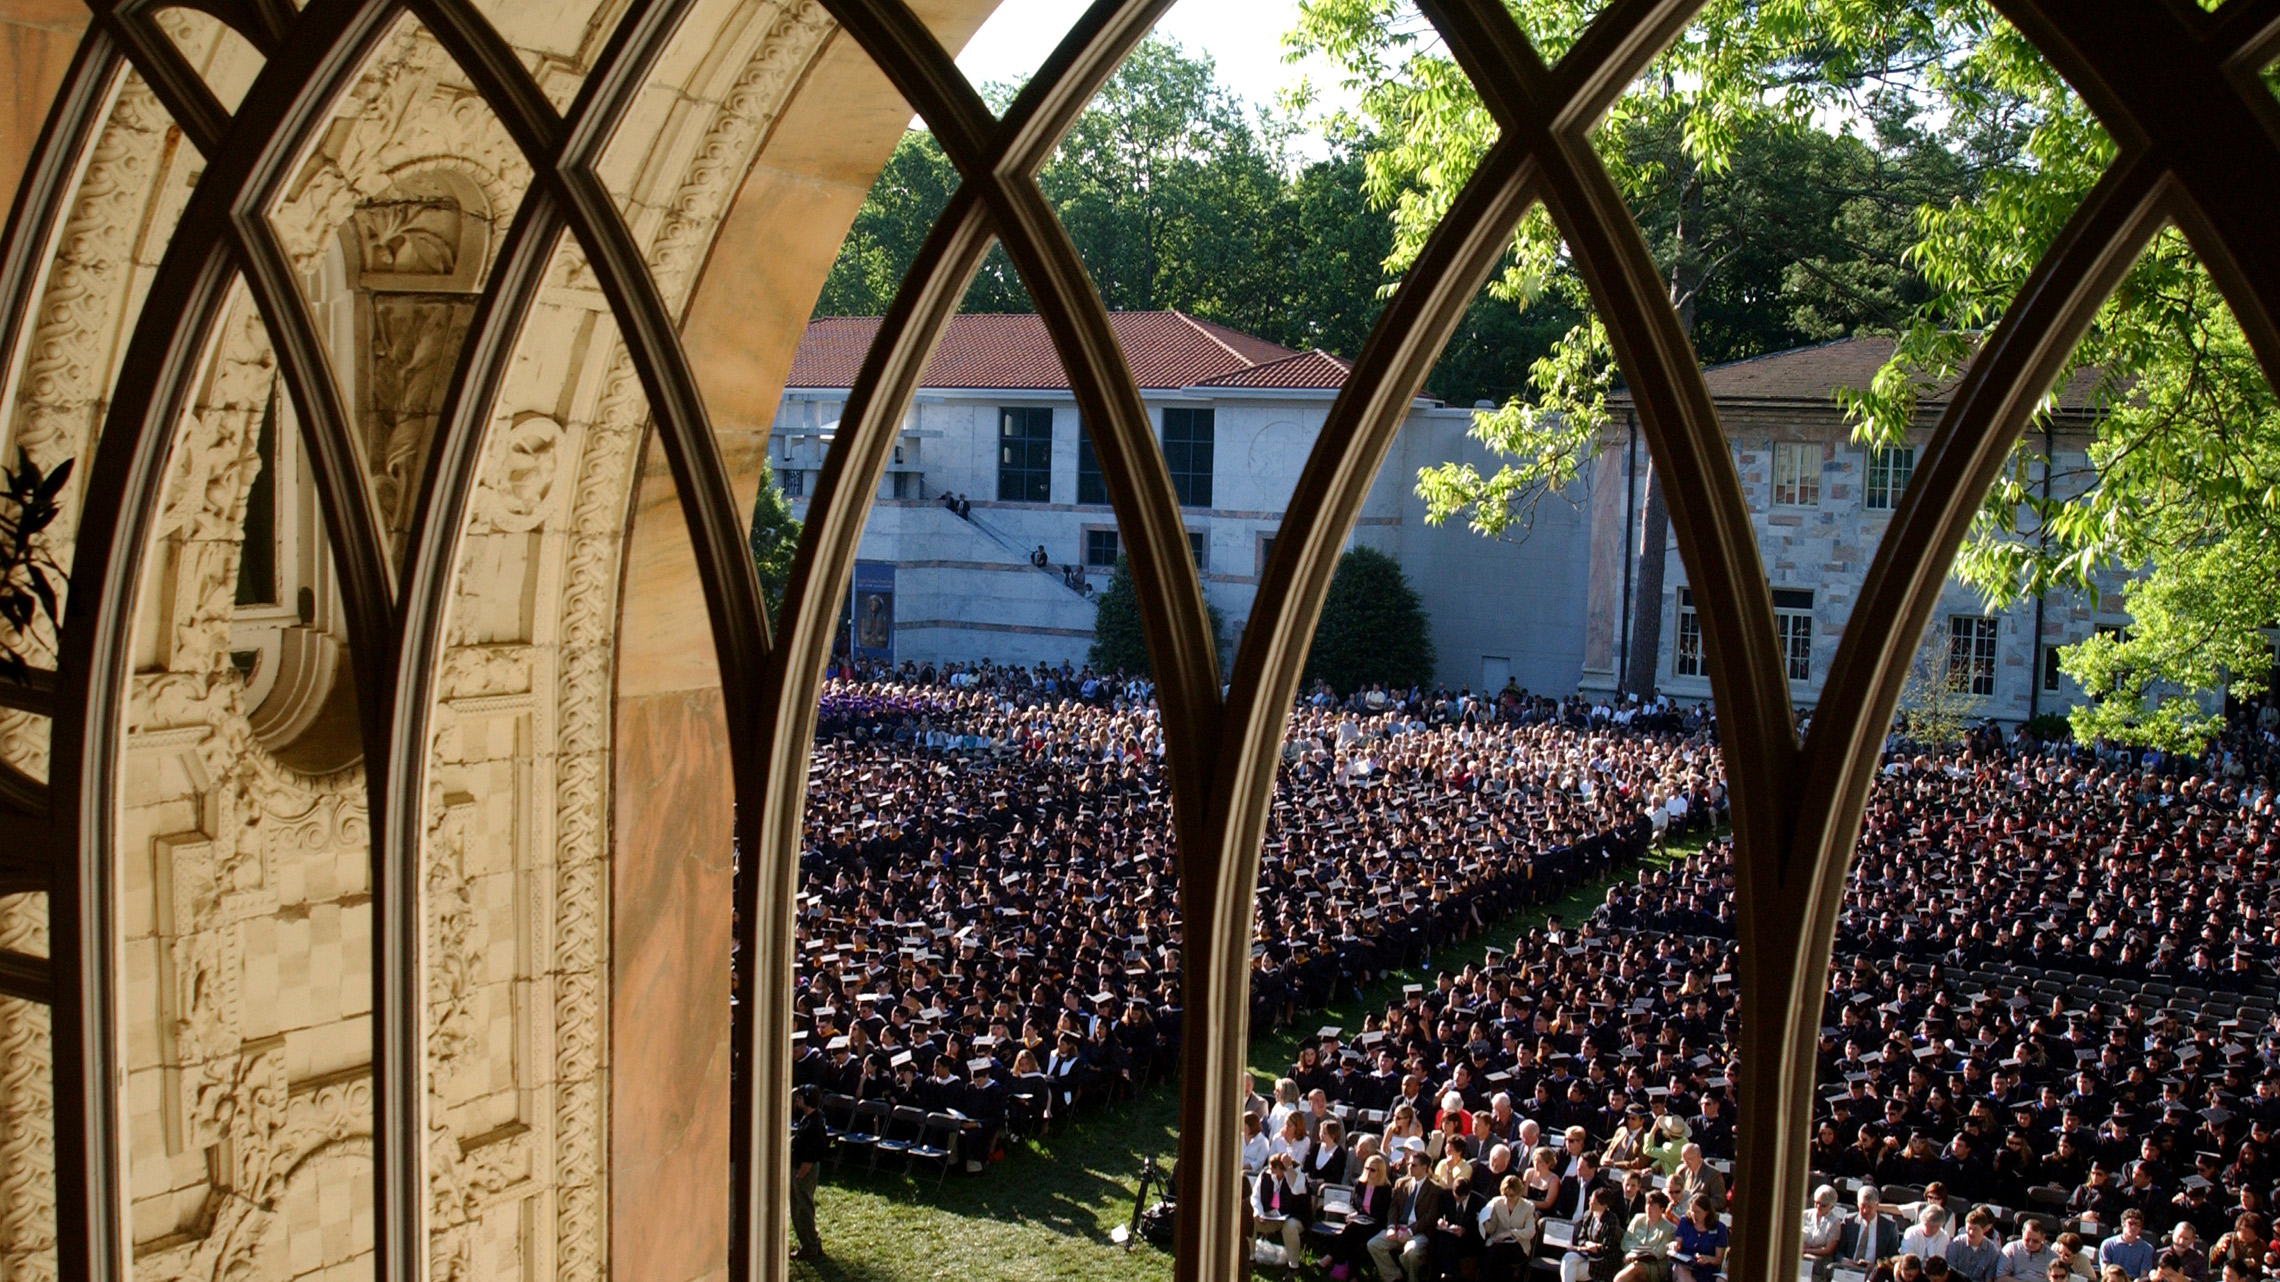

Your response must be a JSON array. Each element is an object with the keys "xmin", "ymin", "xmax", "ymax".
[{"xmin": 0, "ymin": 3, "xmax": 869, "ymax": 1280}]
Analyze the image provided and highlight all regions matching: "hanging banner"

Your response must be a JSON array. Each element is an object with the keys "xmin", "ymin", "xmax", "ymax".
[{"xmin": 852, "ymin": 560, "xmax": 895, "ymax": 666}]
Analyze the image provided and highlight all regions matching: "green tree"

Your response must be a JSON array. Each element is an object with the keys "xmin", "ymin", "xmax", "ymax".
[
  {"xmin": 748, "ymin": 478, "xmax": 802, "ymax": 627},
  {"xmin": 1087, "ymin": 555, "xmax": 1149, "ymax": 676},
  {"xmin": 1893, "ymin": 624, "xmax": 1984, "ymax": 748},
  {"xmin": 1303, "ymin": 547, "xmax": 1435, "ymax": 695},
  {"xmin": 811, "ymin": 37, "xmax": 1397, "ymax": 359},
  {"xmin": 1837, "ymin": 19, "xmax": 2280, "ymax": 751},
  {"xmin": 1276, "ymin": 145, "xmax": 1398, "ymax": 360},
  {"xmin": 1088, "ymin": 553, "xmax": 1228, "ymax": 677},
  {"xmin": 1291, "ymin": 0, "xmax": 1985, "ymax": 696},
  {"xmin": 1302, "ymin": 1, "xmax": 2277, "ymax": 744},
  {"xmin": 813, "ymin": 130, "xmax": 963, "ymax": 318}
]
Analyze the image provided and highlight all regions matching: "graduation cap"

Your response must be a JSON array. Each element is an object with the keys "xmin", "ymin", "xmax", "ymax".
[
  {"xmin": 1318, "ymin": 1026, "xmax": 1343, "ymax": 1042},
  {"xmin": 890, "ymin": 1051, "xmax": 914, "ymax": 1069}
]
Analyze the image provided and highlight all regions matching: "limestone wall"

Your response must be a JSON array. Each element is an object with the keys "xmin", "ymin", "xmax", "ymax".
[{"xmin": 0, "ymin": 2, "xmax": 994, "ymax": 1280}]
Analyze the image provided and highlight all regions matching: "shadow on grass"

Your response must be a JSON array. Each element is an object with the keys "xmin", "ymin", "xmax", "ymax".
[
  {"xmin": 794, "ymin": 1253, "xmax": 909, "ymax": 1282},
  {"xmin": 818, "ymin": 1086, "xmax": 1180, "ymax": 1247}
]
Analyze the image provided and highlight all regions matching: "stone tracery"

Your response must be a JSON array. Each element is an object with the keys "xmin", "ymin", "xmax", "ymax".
[{"xmin": 0, "ymin": 1, "xmax": 845, "ymax": 1277}]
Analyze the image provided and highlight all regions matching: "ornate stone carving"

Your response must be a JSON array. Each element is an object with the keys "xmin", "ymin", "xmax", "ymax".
[
  {"xmin": 0, "ymin": 6, "xmax": 871, "ymax": 1281},
  {"xmin": 0, "ymin": 76, "xmax": 174, "ymax": 696},
  {"xmin": 267, "ymin": 24, "xmax": 527, "ymax": 280},
  {"xmin": 472, "ymin": 413, "xmax": 569, "ymax": 534},
  {"xmin": 0, "ymin": 897, "xmax": 53, "ymax": 1282},
  {"xmin": 366, "ymin": 294, "xmax": 478, "ymax": 536},
  {"xmin": 640, "ymin": 0, "xmax": 834, "ymax": 314},
  {"xmin": 354, "ymin": 198, "xmax": 467, "ymax": 279},
  {"xmin": 426, "ymin": 787, "xmax": 479, "ymax": 1076}
]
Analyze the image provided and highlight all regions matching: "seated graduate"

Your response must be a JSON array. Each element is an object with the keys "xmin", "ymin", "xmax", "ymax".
[{"xmin": 1254, "ymin": 1150, "xmax": 1311, "ymax": 1263}]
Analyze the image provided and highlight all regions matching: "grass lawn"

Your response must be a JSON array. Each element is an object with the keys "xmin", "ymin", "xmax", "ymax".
[{"xmin": 796, "ymin": 830, "xmax": 1715, "ymax": 1282}]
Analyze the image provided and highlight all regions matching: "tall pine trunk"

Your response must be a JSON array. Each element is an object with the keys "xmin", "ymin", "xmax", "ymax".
[
  {"xmin": 1621, "ymin": 153, "xmax": 1704, "ymax": 699},
  {"xmin": 1624, "ymin": 468, "xmax": 1670, "ymax": 696}
]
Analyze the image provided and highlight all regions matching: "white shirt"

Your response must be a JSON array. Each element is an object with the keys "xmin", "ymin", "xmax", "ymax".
[
  {"xmin": 1902, "ymin": 1226, "xmax": 1953, "ymax": 1259},
  {"xmin": 1242, "ymin": 1133, "xmax": 1270, "ymax": 1175},
  {"xmin": 1803, "ymin": 1207, "xmax": 1843, "ymax": 1256}
]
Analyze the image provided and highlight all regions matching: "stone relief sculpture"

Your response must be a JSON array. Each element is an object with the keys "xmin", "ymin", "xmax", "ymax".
[{"xmin": 0, "ymin": 1, "xmax": 838, "ymax": 1278}]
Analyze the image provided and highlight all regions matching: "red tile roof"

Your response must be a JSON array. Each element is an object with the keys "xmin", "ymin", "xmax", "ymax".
[
  {"xmin": 1613, "ymin": 335, "xmax": 2100, "ymax": 411},
  {"xmin": 1195, "ymin": 349, "xmax": 1354, "ymax": 388},
  {"xmin": 789, "ymin": 311, "xmax": 1349, "ymax": 391}
]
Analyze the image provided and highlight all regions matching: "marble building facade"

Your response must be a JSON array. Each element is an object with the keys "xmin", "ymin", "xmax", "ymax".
[{"xmin": 781, "ymin": 322, "xmax": 2129, "ymax": 725}]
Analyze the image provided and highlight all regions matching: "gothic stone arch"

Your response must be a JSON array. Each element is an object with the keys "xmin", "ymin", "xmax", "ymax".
[{"xmin": 0, "ymin": 2, "xmax": 2276, "ymax": 1282}]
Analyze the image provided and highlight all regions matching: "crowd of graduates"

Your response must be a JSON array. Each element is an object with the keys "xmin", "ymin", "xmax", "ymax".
[
  {"xmin": 780, "ymin": 653, "xmax": 2280, "ymax": 1282},
  {"xmin": 1239, "ymin": 726, "xmax": 2280, "ymax": 1282},
  {"xmin": 782, "ymin": 664, "xmax": 1721, "ymax": 1183}
]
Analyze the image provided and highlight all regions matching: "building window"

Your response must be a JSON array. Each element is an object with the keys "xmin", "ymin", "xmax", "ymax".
[
  {"xmin": 1188, "ymin": 529, "xmax": 1208, "ymax": 570},
  {"xmin": 1162, "ymin": 407, "xmax": 1214, "ymax": 507},
  {"xmin": 1773, "ymin": 588, "xmax": 1814, "ymax": 681},
  {"xmin": 775, "ymin": 465, "xmax": 804, "ymax": 497},
  {"xmin": 2042, "ymin": 643, "xmax": 2063, "ymax": 693},
  {"xmin": 1257, "ymin": 532, "xmax": 1276, "ymax": 577},
  {"xmin": 1084, "ymin": 528, "xmax": 1120, "ymax": 568},
  {"xmin": 1771, "ymin": 441, "xmax": 1820, "ymax": 506},
  {"xmin": 1674, "ymin": 587, "xmax": 1704, "ymax": 677},
  {"xmin": 997, "ymin": 406, "xmax": 1054, "ymax": 502},
  {"xmin": 1864, "ymin": 444, "xmax": 1914, "ymax": 510},
  {"xmin": 1948, "ymin": 615, "xmax": 1999, "ymax": 696},
  {"xmin": 1076, "ymin": 423, "xmax": 1107, "ymax": 505}
]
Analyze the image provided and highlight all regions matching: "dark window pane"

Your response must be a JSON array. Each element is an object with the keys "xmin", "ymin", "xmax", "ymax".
[
  {"xmin": 1162, "ymin": 407, "xmax": 1213, "ymax": 508},
  {"xmin": 1948, "ymin": 615, "xmax": 1999, "ymax": 696},
  {"xmin": 1077, "ymin": 424, "xmax": 1106, "ymax": 505},
  {"xmin": 1675, "ymin": 587, "xmax": 1703, "ymax": 677},
  {"xmin": 997, "ymin": 407, "xmax": 1054, "ymax": 503},
  {"xmin": 1085, "ymin": 528, "xmax": 1120, "ymax": 567}
]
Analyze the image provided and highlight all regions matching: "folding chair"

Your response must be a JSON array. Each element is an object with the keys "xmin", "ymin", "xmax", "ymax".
[
  {"xmin": 911, "ymin": 1112, "xmax": 961, "ymax": 1187},
  {"xmin": 844, "ymin": 1099, "xmax": 889, "ymax": 1172},
  {"xmin": 874, "ymin": 1104, "xmax": 924, "ymax": 1173}
]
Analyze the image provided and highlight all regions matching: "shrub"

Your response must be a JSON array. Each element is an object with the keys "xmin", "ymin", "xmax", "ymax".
[{"xmin": 1304, "ymin": 547, "xmax": 1434, "ymax": 696}]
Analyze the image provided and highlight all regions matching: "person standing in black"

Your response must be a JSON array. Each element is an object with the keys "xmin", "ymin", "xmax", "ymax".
[{"xmin": 791, "ymin": 1086, "xmax": 830, "ymax": 1262}]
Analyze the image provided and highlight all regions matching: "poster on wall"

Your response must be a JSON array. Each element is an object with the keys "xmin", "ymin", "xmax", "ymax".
[{"xmin": 852, "ymin": 560, "xmax": 895, "ymax": 666}]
